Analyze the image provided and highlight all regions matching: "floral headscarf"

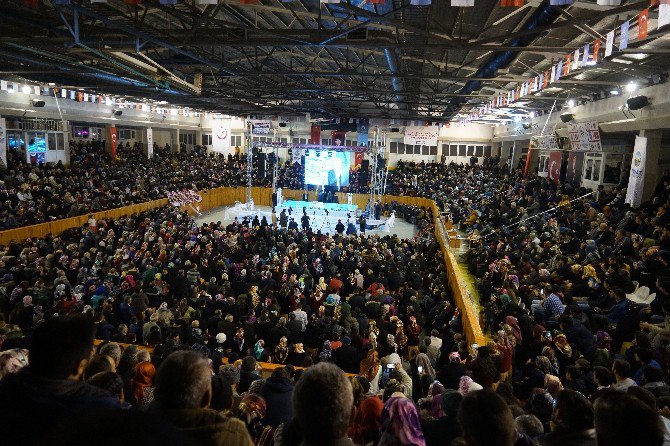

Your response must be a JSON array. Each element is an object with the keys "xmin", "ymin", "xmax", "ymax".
[
  {"xmin": 0, "ymin": 348, "xmax": 29, "ymax": 381},
  {"xmin": 379, "ymin": 397, "xmax": 426, "ymax": 446}
]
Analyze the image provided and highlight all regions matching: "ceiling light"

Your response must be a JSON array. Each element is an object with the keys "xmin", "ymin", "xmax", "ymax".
[
  {"xmin": 22, "ymin": 85, "xmax": 31, "ymax": 95},
  {"xmin": 610, "ymin": 89, "xmax": 620, "ymax": 95},
  {"xmin": 529, "ymin": 111, "xmax": 535, "ymax": 118},
  {"xmin": 625, "ymin": 82, "xmax": 637, "ymax": 92},
  {"xmin": 567, "ymin": 99, "xmax": 575, "ymax": 108}
]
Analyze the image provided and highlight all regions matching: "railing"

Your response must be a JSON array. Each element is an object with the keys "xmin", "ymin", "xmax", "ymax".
[{"xmin": 5, "ymin": 188, "xmax": 485, "ymax": 345}]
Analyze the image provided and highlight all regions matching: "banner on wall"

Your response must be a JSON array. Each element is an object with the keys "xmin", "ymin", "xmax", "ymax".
[
  {"xmin": 625, "ymin": 136, "xmax": 648, "ymax": 208},
  {"xmin": 331, "ymin": 131, "xmax": 346, "ymax": 146},
  {"xmin": 109, "ymin": 126, "xmax": 117, "ymax": 159},
  {"xmin": 0, "ymin": 118, "xmax": 6, "ymax": 168},
  {"xmin": 548, "ymin": 151, "xmax": 563, "ymax": 184},
  {"xmin": 404, "ymin": 126, "xmax": 438, "ymax": 146},
  {"xmin": 566, "ymin": 151, "xmax": 585, "ymax": 185},
  {"xmin": 567, "ymin": 120, "xmax": 602, "ymax": 151},
  {"xmin": 146, "ymin": 128, "xmax": 153, "ymax": 159},
  {"xmin": 355, "ymin": 152, "xmax": 364, "ymax": 167},
  {"xmin": 252, "ymin": 121, "xmax": 271, "ymax": 134},
  {"xmin": 212, "ymin": 119, "xmax": 231, "ymax": 154},
  {"xmin": 310, "ymin": 124, "xmax": 321, "ymax": 144},
  {"xmin": 357, "ymin": 119, "xmax": 370, "ymax": 146}
]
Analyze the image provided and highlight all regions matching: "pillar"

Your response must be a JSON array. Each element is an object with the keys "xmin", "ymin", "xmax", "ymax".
[
  {"xmin": 639, "ymin": 129, "xmax": 662, "ymax": 202},
  {"xmin": 145, "ymin": 127, "xmax": 153, "ymax": 159}
]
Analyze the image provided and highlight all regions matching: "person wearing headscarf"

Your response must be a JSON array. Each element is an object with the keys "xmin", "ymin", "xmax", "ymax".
[
  {"xmin": 413, "ymin": 353, "xmax": 436, "ymax": 400},
  {"xmin": 128, "ymin": 361, "xmax": 156, "ymax": 410},
  {"xmin": 436, "ymin": 352, "xmax": 467, "ymax": 391},
  {"xmin": 506, "ymin": 315, "xmax": 522, "ymax": 342},
  {"xmin": 319, "ymin": 340, "xmax": 334, "ymax": 363},
  {"xmin": 235, "ymin": 393, "xmax": 273, "ymax": 446},
  {"xmin": 0, "ymin": 348, "xmax": 29, "ymax": 381},
  {"xmin": 422, "ymin": 390, "xmax": 463, "ymax": 446},
  {"xmin": 253, "ymin": 340, "xmax": 269, "ymax": 362},
  {"xmin": 378, "ymin": 396, "xmax": 426, "ymax": 446},
  {"xmin": 360, "ymin": 349, "xmax": 381, "ymax": 393},
  {"xmin": 457, "ymin": 376, "xmax": 483, "ymax": 396},
  {"xmin": 348, "ymin": 396, "xmax": 383, "ymax": 446},
  {"xmin": 274, "ymin": 336, "xmax": 289, "ymax": 364}
]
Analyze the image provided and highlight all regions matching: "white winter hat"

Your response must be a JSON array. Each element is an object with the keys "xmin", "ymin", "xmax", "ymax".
[{"xmin": 216, "ymin": 333, "xmax": 227, "ymax": 344}]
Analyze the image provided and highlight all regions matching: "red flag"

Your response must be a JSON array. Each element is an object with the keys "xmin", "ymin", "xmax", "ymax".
[
  {"xmin": 310, "ymin": 124, "xmax": 321, "ymax": 144},
  {"xmin": 109, "ymin": 127, "xmax": 118, "ymax": 160},
  {"xmin": 592, "ymin": 39, "xmax": 601, "ymax": 63},
  {"xmin": 355, "ymin": 152, "xmax": 364, "ymax": 166},
  {"xmin": 543, "ymin": 71, "xmax": 549, "ymax": 88},
  {"xmin": 500, "ymin": 0, "xmax": 524, "ymax": 6},
  {"xmin": 563, "ymin": 54, "xmax": 571, "ymax": 76},
  {"xmin": 638, "ymin": 9, "xmax": 649, "ymax": 39},
  {"xmin": 651, "ymin": 0, "xmax": 659, "ymax": 6},
  {"xmin": 514, "ymin": 85, "xmax": 520, "ymax": 100}
]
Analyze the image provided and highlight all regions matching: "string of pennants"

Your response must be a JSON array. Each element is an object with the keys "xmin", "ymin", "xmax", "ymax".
[{"xmin": 458, "ymin": 0, "xmax": 670, "ymax": 125}]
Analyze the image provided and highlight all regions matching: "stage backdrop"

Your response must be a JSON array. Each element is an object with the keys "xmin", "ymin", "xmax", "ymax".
[{"xmin": 304, "ymin": 150, "xmax": 351, "ymax": 187}]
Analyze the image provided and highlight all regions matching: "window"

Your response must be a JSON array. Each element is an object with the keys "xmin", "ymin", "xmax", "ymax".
[
  {"xmin": 202, "ymin": 134, "xmax": 212, "ymax": 146},
  {"xmin": 179, "ymin": 133, "xmax": 195, "ymax": 145},
  {"xmin": 118, "ymin": 129, "xmax": 135, "ymax": 140},
  {"xmin": 414, "ymin": 145, "xmax": 422, "ymax": 155},
  {"xmin": 467, "ymin": 145, "xmax": 475, "ymax": 156},
  {"xmin": 231, "ymin": 135, "xmax": 242, "ymax": 147},
  {"xmin": 90, "ymin": 127, "xmax": 104, "ymax": 140},
  {"xmin": 390, "ymin": 142, "xmax": 398, "ymax": 153},
  {"xmin": 592, "ymin": 159, "xmax": 601, "ymax": 181},
  {"xmin": 475, "ymin": 146, "xmax": 483, "ymax": 157},
  {"xmin": 484, "ymin": 146, "xmax": 492, "ymax": 157},
  {"xmin": 429, "ymin": 146, "xmax": 437, "ymax": 156},
  {"xmin": 603, "ymin": 154, "xmax": 623, "ymax": 184},
  {"xmin": 450, "ymin": 145, "xmax": 457, "ymax": 157},
  {"xmin": 459, "ymin": 145, "xmax": 466, "ymax": 156},
  {"xmin": 48, "ymin": 133, "xmax": 64, "ymax": 151},
  {"xmin": 422, "ymin": 145, "xmax": 430, "ymax": 155},
  {"xmin": 71, "ymin": 126, "xmax": 89, "ymax": 139},
  {"xmin": 321, "ymin": 138, "xmax": 331, "ymax": 145},
  {"xmin": 584, "ymin": 159, "xmax": 594, "ymax": 180}
]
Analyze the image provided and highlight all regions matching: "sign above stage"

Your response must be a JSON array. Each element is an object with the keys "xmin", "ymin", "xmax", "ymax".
[
  {"xmin": 404, "ymin": 126, "xmax": 438, "ymax": 146},
  {"xmin": 250, "ymin": 141, "xmax": 372, "ymax": 153}
]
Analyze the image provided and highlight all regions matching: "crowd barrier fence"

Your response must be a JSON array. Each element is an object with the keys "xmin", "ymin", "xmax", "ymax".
[{"xmin": 3, "ymin": 187, "xmax": 485, "ymax": 345}]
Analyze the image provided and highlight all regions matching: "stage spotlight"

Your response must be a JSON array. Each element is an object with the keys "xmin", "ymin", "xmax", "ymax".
[
  {"xmin": 627, "ymin": 95, "xmax": 649, "ymax": 110},
  {"xmin": 610, "ymin": 89, "xmax": 620, "ymax": 96},
  {"xmin": 560, "ymin": 112, "xmax": 574, "ymax": 123},
  {"xmin": 625, "ymin": 82, "xmax": 638, "ymax": 92}
]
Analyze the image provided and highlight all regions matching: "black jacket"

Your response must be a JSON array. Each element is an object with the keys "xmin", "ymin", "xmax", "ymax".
[{"xmin": 260, "ymin": 376, "xmax": 294, "ymax": 428}]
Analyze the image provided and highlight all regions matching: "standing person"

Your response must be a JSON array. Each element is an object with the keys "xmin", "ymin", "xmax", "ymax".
[
  {"xmin": 359, "ymin": 215, "xmax": 367, "ymax": 234},
  {"xmin": 335, "ymin": 219, "xmax": 345, "ymax": 235},
  {"xmin": 280, "ymin": 209, "xmax": 288, "ymax": 230},
  {"xmin": 458, "ymin": 390, "xmax": 520, "ymax": 446},
  {"xmin": 301, "ymin": 212, "xmax": 310, "ymax": 231}
]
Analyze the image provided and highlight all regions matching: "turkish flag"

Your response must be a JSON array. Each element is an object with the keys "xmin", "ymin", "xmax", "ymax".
[
  {"xmin": 548, "ymin": 151, "xmax": 562, "ymax": 184},
  {"xmin": 355, "ymin": 152, "xmax": 364, "ymax": 167},
  {"xmin": 563, "ymin": 54, "xmax": 571, "ymax": 76},
  {"xmin": 310, "ymin": 124, "xmax": 321, "ymax": 144},
  {"xmin": 109, "ymin": 127, "xmax": 118, "ymax": 159},
  {"xmin": 639, "ymin": 9, "xmax": 649, "ymax": 39},
  {"xmin": 592, "ymin": 39, "xmax": 601, "ymax": 63}
]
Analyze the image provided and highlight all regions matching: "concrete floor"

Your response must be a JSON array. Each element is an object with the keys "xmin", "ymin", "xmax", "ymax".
[{"xmin": 195, "ymin": 204, "xmax": 418, "ymax": 239}]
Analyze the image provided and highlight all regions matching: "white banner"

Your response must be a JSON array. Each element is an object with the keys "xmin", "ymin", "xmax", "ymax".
[
  {"xmin": 625, "ymin": 136, "xmax": 647, "ymax": 208},
  {"xmin": 146, "ymin": 128, "xmax": 153, "ymax": 159},
  {"xmin": 252, "ymin": 121, "xmax": 271, "ymax": 134},
  {"xmin": 0, "ymin": 118, "xmax": 6, "ymax": 168},
  {"xmin": 567, "ymin": 120, "xmax": 602, "ymax": 151},
  {"xmin": 212, "ymin": 119, "xmax": 231, "ymax": 154},
  {"xmin": 404, "ymin": 126, "xmax": 438, "ymax": 146}
]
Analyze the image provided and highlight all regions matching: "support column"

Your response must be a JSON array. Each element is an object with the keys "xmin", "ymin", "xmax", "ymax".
[
  {"xmin": 175, "ymin": 127, "xmax": 181, "ymax": 153},
  {"xmin": 145, "ymin": 127, "xmax": 153, "ymax": 159},
  {"xmin": 639, "ymin": 129, "xmax": 662, "ymax": 202}
]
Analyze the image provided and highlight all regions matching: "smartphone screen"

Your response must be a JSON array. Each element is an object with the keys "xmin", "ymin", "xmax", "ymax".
[
  {"xmin": 387, "ymin": 363, "xmax": 395, "ymax": 369},
  {"xmin": 472, "ymin": 343, "xmax": 478, "ymax": 350},
  {"xmin": 417, "ymin": 366, "xmax": 423, "ymax": 373}
]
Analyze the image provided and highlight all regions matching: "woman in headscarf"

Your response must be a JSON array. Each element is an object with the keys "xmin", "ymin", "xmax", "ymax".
[
  {"xmin": 319, "ymin": 340, "xmax": 333, "ymax": 363},
  {"xmin": 505, "ymin": 315, "xmax": 522, "ymax": 343},
  {"xmin": 348, "ymin": 396, "xmax": 384, "ymax": 446},
  {"xmin": 235, "ymin": 393, "xmax": 274, "ymax": 446},
  {"xmin": 413, "ymin": 353, "xmax": 436, "ymax": 400},
  {"xmin": 457, "ymin": 376, "xmax": 483, "ymax": 397},
  {"xmin": 368, "ymin": 321, "xmax": 380, "ymax": 350},
  {"xmin": 552, "ymin": 333, "xmax": 573, "ymax": 375},
  {"xmin": 360, "ymin": 348, "xmax": 381, "ymax": 393},
  {"xmin": 128, "ymin": 361, "xmax": 156, "ymax": 410},
  {"xmin": 254, "ymin": 340, "xmax": 269, "ymax": 362},
  {"xmin": 274, "ymin": 336, "xmax": 289, "ymax": 364},
  {"xmin": 378, "ymin": 396, "xmax": 426, "ymax": 446}
]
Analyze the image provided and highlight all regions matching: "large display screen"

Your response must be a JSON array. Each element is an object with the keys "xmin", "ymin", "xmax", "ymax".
[{"xmin": 304, "ymin": 150, "xmax": 350, "ymax": 187}]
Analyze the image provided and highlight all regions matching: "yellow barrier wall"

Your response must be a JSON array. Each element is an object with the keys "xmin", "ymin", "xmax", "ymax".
[{"xmin": 1, "ymin": 187, "xmax": 484, "ymax": 345}]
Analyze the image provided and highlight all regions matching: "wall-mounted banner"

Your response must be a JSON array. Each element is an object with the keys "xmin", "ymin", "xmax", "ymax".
[
  {"xmin": 357, "ymin": 118, "xmax": 370, "ymax": 146},
  {"xmin": 212, "ymin": 119, "xmax": 231, "ymax": 154},
  {"xmin": 530, "ymin": 134, "xmax": 559, "ymax": 150},
  {"xmin": 566, "ymin": 151, "xmax": 585, "ymax": 185},
  {"xmin": 625, "ymin": 136, "xmax": 647, "ymax": 208},
  {"xmin": 331, "ymin": 131, "xmax": 346, "ymax": 146},
  {"xmin": 404, "ymin": 126, "xmax": 438, "ymax": 146},
  {"xmin": 109, "ymin": 126, "xmax": 117, "ymax": 159},
  {"xmin": 548, "ymin": 150, "xmax": 563, "ymax": 184},
  {"xmin": 252, "ymin": 121, "xmax": 271, "ymax": 135},
  {"xmin": 567, "ymin": 120, "xmax": 602, "ymax": 151},
  {"xmin": 146, "ymin": 128, "xmax": 153, "ymax": 159},
  {"xmin": 0, "ymin": 117, "xmax": 6, "ymax": 168},
  {"xmin": 310, "ymin": 124, "xmax": 321, "ymax": 144}
]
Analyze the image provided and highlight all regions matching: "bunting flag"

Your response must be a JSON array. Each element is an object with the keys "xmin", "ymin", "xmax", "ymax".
[
  {"xmin": 543, "ymin": 71, "xmax": 549, "ymax": 88},
  {"xmin": 551, "ymin": 64, "xmax": 558, "ymax": 82},
  {"xmin": 410, "ymin": 0, "xmax": 432, "ymax": 5},
  {"xmin": 620, "ymin": 20, "xmax": 630, "ymax": 50},
  {"xmin": 500, "ymin": 0, "xmax": 524, "ymax": 6},
  {"xmin": 660, "ymin": 0, "xmax": 670, "ymax": 28},
  {"xmin": 597, "ymin": 0, "xmax": 621, "ymax": 4},
  {"xmin": 563, "ymin": 54, "xmax": 571, "ymax": 76},
  {"xmin": 198, "ymin": 0, "xmax": 218, "ymax": 3},
  {"xmin": 638, "ymin": 8, "xmax": 649, "ymax": 39},
  {"xmin": 605, "ymin": 30, "xmax": 615, "ymax": 56},
  {"xmin": 451, "ymin": 0, "xmax": 474, "ymax": 5},
  {"xmin": 550, "ymin": 0, "xmax": 572, "ymax": 4},
  {"xmin": 582, "ymin": 43, "xmax": 590, "ymax": 65},
  {"xmin": 573, "ymin": 48, "xmax": 580, "ymax": 70},
  {"xmin": 592, "ymin": 39, "xmax": 601, "ymax": 63}
]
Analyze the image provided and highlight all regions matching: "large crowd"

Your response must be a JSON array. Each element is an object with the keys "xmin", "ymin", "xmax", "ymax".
[{"xmin": 0, "ymin": 142, "xmax": 669, "ymax": 446}]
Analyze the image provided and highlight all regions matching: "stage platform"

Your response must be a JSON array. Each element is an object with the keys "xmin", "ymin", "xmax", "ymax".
[{"xmin": 277, "ymin": 200, "xmax": 358, "ymax": 218}]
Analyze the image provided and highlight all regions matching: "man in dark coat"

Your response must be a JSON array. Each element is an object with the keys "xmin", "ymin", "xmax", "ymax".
[
  {"xmin": 334, "ymin": 336, "xmax": 360, "ymax": 374},
  {"xmin": 260, "ymin": 367, "xmax": 294, "ymax": 428}
]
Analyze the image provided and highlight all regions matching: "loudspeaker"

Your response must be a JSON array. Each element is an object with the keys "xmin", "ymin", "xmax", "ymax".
[
  {"xmin": 627, "ymin": 95, "xmax": 649, "ymax": 110},
  {"xmin": 278, "ymin": 122, "xmax": 287, "ymax": 127},
  {"xmin": 31, "ymin": 99, "xmax": 45, "ymax": 107},
  {"xmin": 560, "ymin": 112, "xmax": 574, "ymax": 123},
  {"xmin": 390, "ymin": 127, "xmax": 400, "ymax": 133},
  {"xmin": 113, "ymin": 110, "xmax": 123, "ymax": 116},
  {"xmin": 522, "ymin": 122, "xmax": 531, "ymax": 129},
  {"xmin": 361, "ymin": 159, "xmax": 370, "ymax": 170}
]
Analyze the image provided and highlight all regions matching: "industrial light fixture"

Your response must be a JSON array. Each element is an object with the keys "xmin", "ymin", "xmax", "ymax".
[
  {"xmin": 610, "ymin": 89, "xmax": 620, "ymax": 96},
  {"xmin": 560, "ymin": 112, "xmax": 575, "ymax": 123},
  {"xmin": 627, "ymin": 95, "xmax": 649, "ymax": 110},
  {"xmin": 112, "ymin": 109, "xmax": 123, "ymax": 116},
  {"xmin": 567, "ymin": 99, "xmax": 575, "ymax": 108},
  {"xmin": 625, "ymin": 82, "xmax": 638, "ymax": 93}
]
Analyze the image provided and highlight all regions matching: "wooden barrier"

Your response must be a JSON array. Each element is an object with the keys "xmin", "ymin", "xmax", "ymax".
[{"xmin": 6, "ymin": 187, "xmax": 485, "ymax": 345}]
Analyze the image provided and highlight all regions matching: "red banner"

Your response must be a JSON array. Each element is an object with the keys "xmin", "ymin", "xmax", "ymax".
[
  {"xmin": 592, "ymin": 39, "xmax": 601, "ymax": 63},
  {"xmin": 355, "ymin": 152, "xmax": 364, "ymax": 167},
  {"xmin": 109, "ymin": 127, "xmax": 117, "ymax": 160},
  {"xmin": 548, "ymin": 151, "xmax": 562, "ymax": 184},
  {"xmin": 566, "ymin": 151, "xmax": 584, "ymax": 185},
  {"xmin": 310, "ymin": 124, "xmax": 321, "ymax": 144},
  {"xmin": 639, "ymin": 9, "xmax": 649, "ymax": 39}
]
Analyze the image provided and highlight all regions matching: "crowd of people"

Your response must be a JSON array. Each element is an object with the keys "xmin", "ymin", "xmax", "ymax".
[{"xmin": 0, "ymin": 142, "xmax": 670, "ymax": 445}]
